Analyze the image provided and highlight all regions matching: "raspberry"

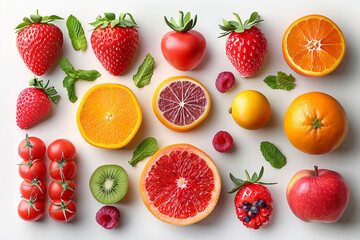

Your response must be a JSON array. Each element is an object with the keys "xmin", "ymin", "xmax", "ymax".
[
  {"xmin": 215, "ymin": 72, "xmax": 235, "ymax": 93},
  {"xmin": 212, "ymin": 131, "xmax": 233, "ymax": 152},
  {"xmin": 96, "ymin": 205, "xmax": 120, "ymax": 229}
]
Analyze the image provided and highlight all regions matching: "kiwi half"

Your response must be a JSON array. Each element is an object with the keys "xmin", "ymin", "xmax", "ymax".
[{"xmin": 89, "ymin": 165, "xmax": 128, "ymax": 204}]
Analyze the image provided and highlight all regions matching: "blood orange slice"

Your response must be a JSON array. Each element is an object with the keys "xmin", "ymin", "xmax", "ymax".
[
  {"xmin": 152, "ymin": 76, "xmax": 211, "ymax": 132},
  {"xmin": 140, "ymin": 144, "xmax": 221, "ymax": 225}
]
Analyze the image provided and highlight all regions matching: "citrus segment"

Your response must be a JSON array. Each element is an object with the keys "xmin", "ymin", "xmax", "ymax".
[
  {"xmin": 140, "ymin": 144, "xmax": 221, "ymax": 225},
  {"xmin": 76, "ymin": 83, "xmax": 142, "ymax": 149},
  {"xmin": 282, "ymin": 15, "xmax": 345, "ymax": 76},
  {"xmin": 152, "ymin": 76, "xmax": 211, "ymax": 132}
]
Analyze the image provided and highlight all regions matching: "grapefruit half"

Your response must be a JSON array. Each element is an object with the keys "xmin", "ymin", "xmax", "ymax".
[
  {"xmin": 152, "ymin": 76, "xmax": 211, "ymax": 132},
  {"xmin": 140, "ymin": 144, "xmax": 221, "ymax": 225}
]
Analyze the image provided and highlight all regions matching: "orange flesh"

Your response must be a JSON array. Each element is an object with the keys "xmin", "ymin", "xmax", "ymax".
[
  {"xmin": 284, "ymin": 15, "xmax": 345, "ymax": 75},
  {"xmin": 79, "ymin": 87, "xmax": 139, "ymax": 145}
]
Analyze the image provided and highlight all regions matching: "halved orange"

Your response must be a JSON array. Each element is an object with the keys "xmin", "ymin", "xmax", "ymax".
[
  {"xmin": 152, "ymin": 76, "xmax": 211, "ymax": 132},
  {"xmin": 282, "ymin": 14, "xmax": 345, "ymax": 77},
  {"xmin": 76, "ymin": 83, "xmax": 142, "ymax": 149},
  {"xmin": 140, "ymin": 144, "xmax": 221, "ymax": 225}
]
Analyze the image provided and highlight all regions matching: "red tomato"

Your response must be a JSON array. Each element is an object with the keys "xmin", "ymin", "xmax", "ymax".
[
  {"xmin": 18, "ymin": 134, "xmax": 46, "ymax": 161},
  {"xmin": 18, "ymin": 195, "xmax": 45, "ymax": 221},
  {"xmin": 20, "ymin": 179, "xmax": 47, "ymax": 200},
  {"xmin": 49, "ymin": 159, "xmax": 77, "ymax": 180},
  {"xmin": 47, "ymin": 139, "xmax": 76, "ymax": 161},
  {"xmin": 49, "ymin": 180, "xmax": 76, "ymax": 201},
  {"xmin": 19, "ymin": 159, "xmax": 46, "ymax": 180},
  {"xmin": 49, "ymin": 200, "xmax": 77, "ymax": 222},
  {"xmin": 161, "ymin": 30, "xmax": 206, "ymax": 71}
]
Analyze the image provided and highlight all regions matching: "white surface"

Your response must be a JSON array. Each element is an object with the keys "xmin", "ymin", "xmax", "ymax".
[{"xmin": 1, "ymin": 0, "xmax": 360, "ymax": 239}]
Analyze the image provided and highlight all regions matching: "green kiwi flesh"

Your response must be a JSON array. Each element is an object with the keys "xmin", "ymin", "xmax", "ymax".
[{"xmin": 89, "ymin": 165, "xmax": 128, "ymax": 204}]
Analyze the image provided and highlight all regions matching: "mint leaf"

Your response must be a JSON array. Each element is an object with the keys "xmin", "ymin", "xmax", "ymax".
[
  {"xmin": 59, "ymin": 57, "xmax": 76, "ymax": 75},
  {"xmin": 264, "ymin": 71, "xmax": 295, "ymax": 90},
  {"xmin": 260, "ymin": 141, "xmax": 286, "ymax": 169},
  {"xmin": 66, "ymin": 15, "xmax": 87, "ymax": 51},
  {"xmin": 76, "ymin": 70, "xmax": 101, "ymax": 81},
  {"xmin": 59, "ymin": 57, "xmax": 101, "ymax": 103},
  {"xmin": 133, "ymin": 53, "xmax": 155, "ymax": 88},
  {"xmin": 129, "ymin": 137, "xmax": 157, "ymax": 167}
]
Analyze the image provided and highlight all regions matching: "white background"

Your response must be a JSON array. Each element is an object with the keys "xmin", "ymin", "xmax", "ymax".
[{"xmin": 1, "ymin": 0, "xmax": 359, "ymax": 239}]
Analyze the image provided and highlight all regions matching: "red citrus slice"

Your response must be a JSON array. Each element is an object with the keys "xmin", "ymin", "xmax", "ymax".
[
  {"xmin": 140, "ymin": 144, "xmax": 221, "ymax": 225},
  {"xmin": 152, "ymin": 76, "xmax": 211, "ymax": 132}
]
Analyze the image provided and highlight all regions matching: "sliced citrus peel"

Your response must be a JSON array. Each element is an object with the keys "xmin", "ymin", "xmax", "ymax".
[
  {"xmin": 76, "ymin": 83, "xmax": 142, "ymax": 149},
  {"xmin": 139, "ymin": 144, "xmax": 221, "ymax": 225},
  {"xmin": 152, "ymin": 76, "xmax": 211, "ymax": 132},
  {"xmin": 282, "ymin": 14, "xmax": 345, "ymax": 77}
]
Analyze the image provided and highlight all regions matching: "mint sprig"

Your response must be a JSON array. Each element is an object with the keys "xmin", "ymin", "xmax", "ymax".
[
  {"xmin": 260, "ymin": 141, "xmax": 286, "ymax": 169},
  {"xmin": 66, "ymin": 15, "xmax": 87, "ymax": 51},
  {"xmin": 133, "ymin": 54, "xmax": 155, "ymax": 88},
  {"xmin": 59, "ymin": 57, "xmax": 101, "ymax": 103},
  {"xmin": 264, "ymin": 71, "xmax": 295, "ymax": 90},
  {"xmin": 129, "ymin": 137, "xmax": 157, "ymax": 167}
]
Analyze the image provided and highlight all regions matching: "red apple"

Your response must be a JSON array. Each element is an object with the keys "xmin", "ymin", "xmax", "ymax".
[{"xmin": 286, "ymin": 166, "xmax": 350, "ymax": 223}]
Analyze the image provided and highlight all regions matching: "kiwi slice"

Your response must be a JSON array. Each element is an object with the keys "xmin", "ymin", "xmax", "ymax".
[{"xmin": 89, "ymin": 165, "xmax": 128, "ymax": 204}]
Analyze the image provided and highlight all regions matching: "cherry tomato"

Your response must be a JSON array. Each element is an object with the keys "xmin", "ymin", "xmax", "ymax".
[
  {"xmin": 47, "ymin": 139, "xmax": 76, "ymax": 161},
  {"xmin": 161, "ymin": 30, "xmax": 206, "ymax": 71},
  {"xmin": 19, "ymin": 159, "xmax": 46, "ymax": 180},
  {"xmin": 20, "ymin": 179, "xmax": 47, "ymax": 200},
  {"xmin": 49, "ymin": 200, "xmax": 77, "ymax": 222},
  {"xmin": 18, "ymin": 194, "xmax": 45, "ymax": 221},
  {"xmin": 49, "ymin": 158, "xmax": 77, "ymax": 180},
  {"xmin": 18, "ymin": 134, "xmax": 46, "ymax": 161},
  {"xmin": 49, "ymin": 179, "xmax": 76, "ymax": 201}
]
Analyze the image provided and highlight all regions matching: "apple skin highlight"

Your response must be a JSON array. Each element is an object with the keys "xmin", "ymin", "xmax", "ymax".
[{"xmin": 286, "ymin": 166, "xmax": 350, "ymax": 223}]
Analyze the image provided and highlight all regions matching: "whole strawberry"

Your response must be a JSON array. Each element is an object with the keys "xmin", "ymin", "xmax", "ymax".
[
  {"xmin": 90, "ymin": 13, "xmax": 139, "ymax": 76},
  {"xmin": 16, "ymin": 77, "xmax": 60, "ymax": 129},
  {"xmin": 15, "ymin": 10, "xmax": 63, "ymax": 76},
  {"xmin": 229, "ymin": 167, "xmax": 276, "ymax": 229},
  {"xmin": 219, "ymin": 12, "xmax": 267, "ymax": 78}
]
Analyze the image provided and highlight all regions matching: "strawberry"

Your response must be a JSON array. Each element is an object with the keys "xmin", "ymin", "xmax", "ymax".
[
  {"xmin": 219, "ymin": 12, "xmax": 267, "ymax": 78},
  {"xmin": 15, "ymin": 10, "xmax": 63, "ymax": 76},
  {"xmin": 90, "ymin": 13, "xmax": 139, "ymax": 76},
  {"xmin": 229, "ymin": 167, "xmax": 276, "ymax": 229},
  {"xmin": 16, "ymin": 77, "xmax": 60, "ymax": 129}
]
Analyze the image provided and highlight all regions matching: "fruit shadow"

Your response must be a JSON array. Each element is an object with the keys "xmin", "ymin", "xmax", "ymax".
[
  {"xmin": 337, "ymin": 184, "xmax": 357, "ymax": 224},
  {"xmin": 336, "ymin": 123, "xmax": 356, "ymax": 153}
]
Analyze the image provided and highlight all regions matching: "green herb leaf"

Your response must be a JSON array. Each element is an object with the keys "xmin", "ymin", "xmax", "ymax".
[
  {"xmin": 230, "ymin": 173, "xmax": 244, "ymax": 185},
  {"xmin": 59, "ymin": 57, "xmax": 101, "ymax": 103},
  {"xmin": 129, "ymin": 137, "xmax": 158, "ymax": 167},
  {"xmin": 66, "ymin": 15, "xmax": 87, "ymax": 51},
  {"xmin": 260, "ymin": 141, "xmax": 286, "ymax": 169},
  {"xmin": 264, "ymin": 71, "xmax": 295, "ymax": 90},
  {"xmin": 133, "ymin": 53, "xmax": 155, "ymax": 88},
  {"xmin": 76, "ymin": 70, "xmax": 101, "ymax": 81}
]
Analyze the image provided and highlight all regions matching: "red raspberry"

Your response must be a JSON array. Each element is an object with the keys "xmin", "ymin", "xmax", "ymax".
[
  {"xmin": 212, "ymin": 131, "xmax": 233, "ymax": 152},
  {"xmin": 96, "ymin": 206, "xmax": 120, "ymax": 229},
  {"xmin": 215, "ymin": 71, "xmax": 235, "ymax": 93}
]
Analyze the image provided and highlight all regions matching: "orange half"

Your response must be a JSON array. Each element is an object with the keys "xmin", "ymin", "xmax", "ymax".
[
  {"xmin": 76, "ymin": 83, "xmax": 142, "ymax": 149},
  {"xmin": 282, "ymin": 14, "xmax": 345, "ymax": 77}
]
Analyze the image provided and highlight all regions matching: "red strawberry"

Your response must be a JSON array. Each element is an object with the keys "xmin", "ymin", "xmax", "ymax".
[
  {"xmin": 90, "ymin": 13, "xmax": 139, "ymax": 76},
  {"xmin": 15, "ymin": 10, "xmax": 63, "ymax": 76},
  {"xmin": 229, "ymin": 167, "xmax": 276, "ymax": 229},
  {"xmin": 16, "ymin": 77, "xmax": 60, "ymax": 129},
  {"xmin": 219, "ymin": 12, "xmax": 267, "ymax": 78}
]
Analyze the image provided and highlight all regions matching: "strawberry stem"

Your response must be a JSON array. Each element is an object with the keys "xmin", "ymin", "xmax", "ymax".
[
  {"xmin": 218, "ymin": 12, "xmax": 263, "ymax": 38},
  {"xmin": 29, "ymin": 77, "xmax": 60, "ymax": 104}
]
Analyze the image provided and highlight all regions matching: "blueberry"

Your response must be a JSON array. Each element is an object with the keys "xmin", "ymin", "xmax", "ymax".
[
  {"xmin": 239, "ymin": 205, "xmax": 243, "ymax": 209},
  {"xmin": 259, "ymin": 199, "xmax": 264, "ymax": 204},
  {"xmin": 252, "ymin": 201, "xmax": 258, "ymax": 206},
  {"xmin": 251, "ymin": 206, "xmax": 259, "ymax": 214},
  {"xmin": 258, "ymin": 202, "xmax": 265, "ymax": 208},
  {"xmin": 243, "ymin": 201, "xmax": 251, "ymax": 207},
  {"xmin": 242, "ymin": 205, "xmax": 250, "ymax": 212},
  {"xmin": 248, "ymin": 211, "xmax": 256, "ymax": 218},
  {"xmin": 243, "ymin": 216, "xmax": 250, "ymax": 222}
]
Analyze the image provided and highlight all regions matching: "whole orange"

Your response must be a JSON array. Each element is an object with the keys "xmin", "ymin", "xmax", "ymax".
[{"xmin": 284, "ymin": 92, "xmax": 348, "ymax": 155}]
